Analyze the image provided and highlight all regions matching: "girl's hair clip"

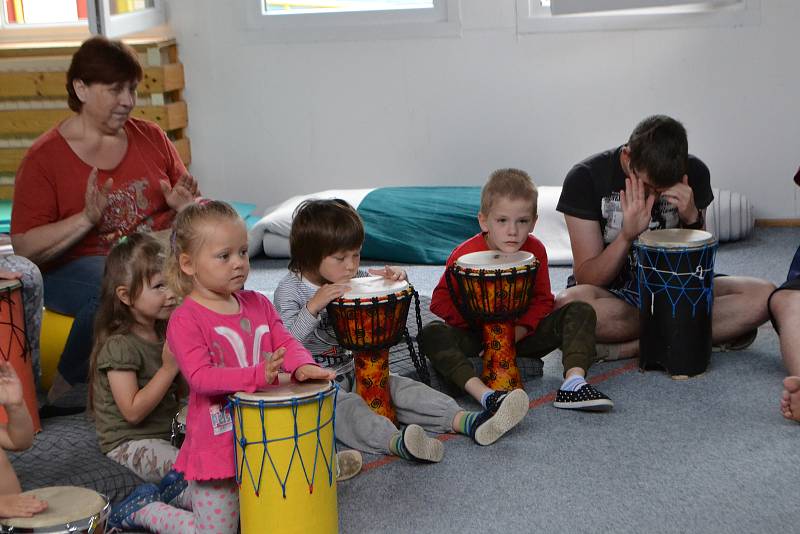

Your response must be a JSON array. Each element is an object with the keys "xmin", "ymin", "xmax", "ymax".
[{"xmin": 117, "ymin": 235, "xmax": 129, "ymax": 245}]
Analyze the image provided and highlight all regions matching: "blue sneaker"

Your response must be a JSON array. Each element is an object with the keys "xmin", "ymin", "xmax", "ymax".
[
  {"xmin": 157, "ymin": 469, "xmax": 188, "ymax": 504},
  {"xmin": 107, "ymin": 483, "xmax": 160, "ymax": 530}
]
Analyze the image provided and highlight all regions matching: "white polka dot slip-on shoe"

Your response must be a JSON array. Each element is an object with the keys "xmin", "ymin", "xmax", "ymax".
[{"xmin": 553, "ymin": 384, "xmax": 614, "ymax": 412}]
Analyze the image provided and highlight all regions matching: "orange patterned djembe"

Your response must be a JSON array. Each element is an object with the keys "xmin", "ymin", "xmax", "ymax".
[
  {"xmin": 326, "ymin": 277, "xmax": 415, "ymax": 423},
  {"xmin": 447, "ymin": 251, "xmax": 539, "ymax": 390}
]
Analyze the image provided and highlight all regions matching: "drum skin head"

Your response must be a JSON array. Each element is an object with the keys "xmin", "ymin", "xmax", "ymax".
[
  {"xmin": 455, "ymin": 250, "xmax": 535, "ymax": 270},
  {"xmin": 637, "ymin": 229, "xmax": 716, "ymax": 248},
  {"xmin": 2, "ymin": 486, "xmax": 107, "ymax": 529},
  {"xmin": 233, "ymin": 373, "xmax": 333, "ymax": 402},
  {"xmin": 0, "ymin": 279, "xmax": 21, "ymax": 291},
  {"xmin": 341, "ymin": 276, "xmax": 409, "ymax": 300}
]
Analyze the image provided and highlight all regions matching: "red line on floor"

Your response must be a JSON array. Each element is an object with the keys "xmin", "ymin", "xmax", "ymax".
[{"xmin": 360, "ymin": 359, "xmax": 640, "ymax": 473}]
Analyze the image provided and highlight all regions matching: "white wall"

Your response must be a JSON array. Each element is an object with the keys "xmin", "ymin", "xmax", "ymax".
[{"xmin": 166, "ymin": 0, "xmax": 800, "ymax": 218}]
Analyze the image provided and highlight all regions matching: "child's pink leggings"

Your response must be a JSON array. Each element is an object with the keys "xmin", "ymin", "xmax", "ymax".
[{"xmin": 132, "ymin": 478, "xmax": 239, "ymax": 534}]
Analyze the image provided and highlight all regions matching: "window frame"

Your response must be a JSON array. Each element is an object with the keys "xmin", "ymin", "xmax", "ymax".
[
  {"xmin": 0, "ymin": 0, "xmax": 166, "ymax": 42},
  {"xmin": 88, "ymin": 0, "xmax": 166, "ymax": 38},
  {"xmin": 516, "ymin": 0, "xmax": 761, "ymax": 34},
  {"xmin": 243, "ymin": 0, "xmax": 461, "ymax": 42}
]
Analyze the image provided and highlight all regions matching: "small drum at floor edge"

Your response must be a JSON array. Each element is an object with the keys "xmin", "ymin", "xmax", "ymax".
[
  {"xmin": 0, "ymin": 279, "xmax": 40, "ymax": 433},
  {"xmin": 170, "ymin": 405, "xmax": 188, "ymax": 448},
  {"xmin": 230, "ymin": 374, "xmax": 338, "ymax": 534},
  {"xmin": 447, "ymin": 250, "xmax": 539, "ymax": 390},
  {"xmin": 326, "ymin": 276, "xmax": 416, "ymax": 423},
  {"xmin": 0, "ymin": 485, "xmax": 109, "ymax": 533},
  {"xmin": 635, "ymin": 229, "xmax": 718, "ymax": 378}
]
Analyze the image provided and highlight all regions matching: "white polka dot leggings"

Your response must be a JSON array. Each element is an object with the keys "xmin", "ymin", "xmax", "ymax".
[{"xmin": 132, "ymin": 478, "xmax": 239, "ymax": 534}]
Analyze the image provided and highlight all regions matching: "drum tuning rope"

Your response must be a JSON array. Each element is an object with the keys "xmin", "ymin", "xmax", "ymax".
[{"xmin": 229, "ymin": 385, "xmax": 337, "ymax": 499}]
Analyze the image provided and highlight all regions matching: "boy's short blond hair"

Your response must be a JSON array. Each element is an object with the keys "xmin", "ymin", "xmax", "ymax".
[{"xmin": 480, "ymin": 168, "xmax": 538, "ymax": 216}]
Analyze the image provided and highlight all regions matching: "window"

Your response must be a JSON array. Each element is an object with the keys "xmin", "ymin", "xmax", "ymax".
[
  {"xmin": 244, "ymin": 0, "xmax": 461, "ymax": 42},
  {"xmin": 263, "ymin": 0, "xmax": 434, "ymax": 16},
  {"xmin": 517, "ymin": 0, "xmax": 761, "ymax": 33},
  {"xmin": 0, "ymin": 0, "xmax": 165, "ymax": 41}
]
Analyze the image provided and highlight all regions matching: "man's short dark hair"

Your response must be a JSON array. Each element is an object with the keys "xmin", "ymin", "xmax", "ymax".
[{"xmin": 627, "ymin": 115, "xmax": 688, "ymax": 187}]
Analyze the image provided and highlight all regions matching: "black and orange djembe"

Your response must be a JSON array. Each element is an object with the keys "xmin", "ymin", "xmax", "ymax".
[
  {"xmin": 327, "ymin": 277, "xmax": 423, "ymax": 423},
  {"xmin": 447, "ymin": 251, "xmax": 539, "ymax": 390}
]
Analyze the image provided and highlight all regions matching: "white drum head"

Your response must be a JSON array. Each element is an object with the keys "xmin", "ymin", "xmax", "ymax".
[
  {"xmin": 637, "ymin": 229, "xmax": 716, "ymax": 249},
  {"xmin": 341, "ymin": 276, "xmax": 409, "ymax": 300},
  {"xmin": 2, "ymin": 486, "xmax": 107, "ymax": 529},
  {"xmin": 0, "ymin": 279, "xmax": 21, "ymax": 291},
  {"xmin": 455, "ymin": 250, "xmax": 535, "ymax": 270},
  {"xmin": 234, "ymin": 373, "xmax": 333, "ymax": 403}
]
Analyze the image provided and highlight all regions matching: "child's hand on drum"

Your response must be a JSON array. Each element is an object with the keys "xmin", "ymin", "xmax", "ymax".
[
  {"xmin": 0, "ymin": 270, "xmax": 21, "ymax": 281},
  {"xmin": 294, "ymin": 364, "xmax": 336, "ymax": 382},
  {"xmin": 0, "ymin": 493, "xmax": 48, "ymax": 519},
  {"xmin": 0, "ymin": 361, "xmax": 24, "ymax": 408},
  {"xmin": 264, "ymin": 347, "xmax": 286, "ymax": 384},
  {"xmin": 368, "ymin": 266, "xmax": 407, "ymax": 282},
  {"xmin": 307, "ymin": 284, "xmax": 350, "ymax": 317}
]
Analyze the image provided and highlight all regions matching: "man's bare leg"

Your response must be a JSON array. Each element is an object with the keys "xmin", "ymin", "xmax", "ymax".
[
  {"xmin": 769, "ymin": 289, "xmax": 800, "ymax": 422},
  {"xmin": 711, "ymin": 276, "xmax": 774, "ymax": 344}
]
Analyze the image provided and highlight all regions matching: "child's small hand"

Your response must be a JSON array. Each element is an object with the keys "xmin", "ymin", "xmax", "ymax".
[
  {"xmin": 307, "ymin": 284, "xmax": 350, "ymax": 316},
  {"xmin": 161, "ymin": 345, "xmax": 179, "ymax": 376},
  {"xmin": 294, "ymin": 364, "xmax": 336, "ymax": 382},
  {"xmin": 0, "ymin": 493, "xmax": 48, "ymax": 519},
  {"xmin": 264, "ymin": 347, "xmax": 286, "ymax": 384},
  {"xmin": 368, "ymin": 266, "xmax": 406, "ymax": 282},
  {"xmin": 0, "ymin": 361, "xmax": 24, "ymax": 407},
  {"xmin": 0, "ymin": 270, "xmax": 21, "ymax": 282}
]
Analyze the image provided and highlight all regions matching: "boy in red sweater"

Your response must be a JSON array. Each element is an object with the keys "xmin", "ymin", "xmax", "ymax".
[{"xmin": 421, "ymin": 168, "xmax": 613, "ymax": 412}]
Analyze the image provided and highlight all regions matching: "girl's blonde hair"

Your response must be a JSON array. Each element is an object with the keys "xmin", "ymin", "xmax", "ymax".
[
  {"xmin": 88, "ymin": 232, "xmax": 166, "ymax": 413},
  {"xmin": 165, "ymin": 200, "xmax": 242, "ymax": 298}
]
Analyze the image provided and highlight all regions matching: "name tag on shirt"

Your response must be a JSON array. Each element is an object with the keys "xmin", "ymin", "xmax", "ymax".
[{"xmin": 210, "ymin": 404, "xmax": 233, "ymax": 435}]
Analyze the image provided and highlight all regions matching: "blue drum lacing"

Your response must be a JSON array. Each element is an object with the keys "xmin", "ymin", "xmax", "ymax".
[
  {"xmin": 635, "ymin": 243, "xmax": 718, "ymax": 317},
  {"xmin": 229, "ymin": 384, "xmax": 338, "ymax": 499}
]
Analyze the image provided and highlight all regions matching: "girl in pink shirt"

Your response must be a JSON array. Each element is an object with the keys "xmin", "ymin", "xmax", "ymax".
[{"xmin": 108, "ymin": 200, "xmax": 334, "ymax": 533}]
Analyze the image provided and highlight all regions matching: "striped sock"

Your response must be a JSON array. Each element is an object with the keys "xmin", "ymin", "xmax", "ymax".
[
  {"xmin": 561, "ymin": 375, "xmax": 587, "ymax": 392},
  {"xmin": 389, "ymin": 430, "xmax": 411, "ymax": 460},
  {"xmin": 457, "ymin": 411, "xmax": 482, "ymax": 436}
]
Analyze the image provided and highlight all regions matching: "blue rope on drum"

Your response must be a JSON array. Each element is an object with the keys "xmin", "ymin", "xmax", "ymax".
[
  {"xmin": 635, "ymin": 243, "xmax": 718, "ymax": 318},
  {"xmin": 229, "ymin": 383, "xmax": 338, "ymax": 499}
]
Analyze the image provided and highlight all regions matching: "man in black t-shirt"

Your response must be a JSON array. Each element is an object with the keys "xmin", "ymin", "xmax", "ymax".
[{"xmin": 555, "ymin": 115, "xmax": 774, "ymax": 358}]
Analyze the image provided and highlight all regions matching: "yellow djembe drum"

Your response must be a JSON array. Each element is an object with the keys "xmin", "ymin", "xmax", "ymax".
[
  {"xmin": 230, "ymin": 375, "xmax": 338, "ymax": 534},
  {"xmin": 447, "ymin": 251, "xmax": 539, "ymax": 390}
]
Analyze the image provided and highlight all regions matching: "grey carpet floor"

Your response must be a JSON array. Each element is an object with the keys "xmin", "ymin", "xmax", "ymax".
[{"xmin": 246, "ymin": 227, "xmax": 799, "ymax": 534}]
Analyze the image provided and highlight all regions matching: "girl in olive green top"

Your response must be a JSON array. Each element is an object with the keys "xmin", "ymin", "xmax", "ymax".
[{"xmin": 89, "ymin": 233, "xmax": 189, "ymax": 507}]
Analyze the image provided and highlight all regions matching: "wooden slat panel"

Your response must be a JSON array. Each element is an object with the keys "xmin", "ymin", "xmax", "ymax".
[
  {"xmin": 0, "ymin": 108, "xmax": 70, "ymax": 135},
  {"xmin": 0, "ymin": 64, "xmax": 185, "ymax": 98},
  {"xmin": 0, "ymin": 148, "xmax": 26, "ymax": 173},
  {"xmin": 0, "ymin": 102, "xmax": 187, "ymax": 134},
  {"xmin": 0, "ymin": 185, "xmax": 13, "ymax": 201},
  {"xmin": 0, "ymin": 135, "xmax": 190, "ymax": 179},
  {"xmin": 133, "ymin": 101, "xmax": 188, "ymax": 130},
  {"xmin": 173, "ymin": 137, "xmax": 191, "ymax": 166},
  {"xmin": 0, "ymin": 38, "xmax": 177, "ymax": 59}
]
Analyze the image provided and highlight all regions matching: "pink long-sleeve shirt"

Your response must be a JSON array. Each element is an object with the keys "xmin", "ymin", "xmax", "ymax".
[{"xmin": 166, "ymin": 290, "xmax": 315, "ymax": 480}]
